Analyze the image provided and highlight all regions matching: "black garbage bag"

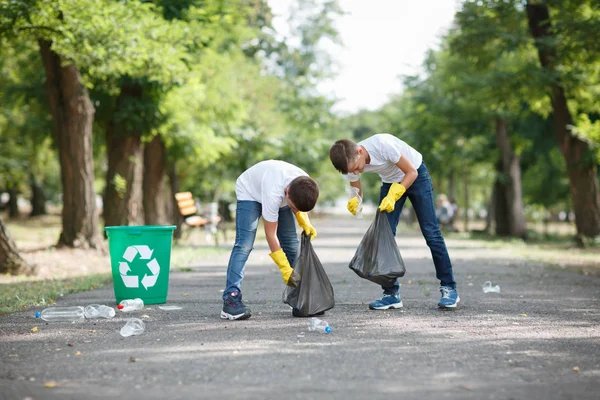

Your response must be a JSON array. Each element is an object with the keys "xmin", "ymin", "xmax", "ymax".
[
  {"xmin": 348, "ymin": 210, "xmax": 406, "ymax": 287},
  {"xmin": 283, "ymin": 232, "xmax": 335, "ymax": 317}
]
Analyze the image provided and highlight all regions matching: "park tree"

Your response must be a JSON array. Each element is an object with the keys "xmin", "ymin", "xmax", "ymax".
[
  {"xmin": 526, "ymin": 0, "xmax": 600, "ymax": 240},
  {"xmin": 1, "ymin": 0, "xmax": 191, "ymax": 247},
  {"xmin": 449, "ymin": 0, "xmax": 600, "ymax": 241},
  {"xmin": 0, "ymin": 218, "xmax": 34, "ymax": 275}
]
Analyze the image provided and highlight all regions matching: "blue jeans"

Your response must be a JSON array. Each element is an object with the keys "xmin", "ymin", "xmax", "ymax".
[
  {"xmin": 223, "ymin": 201, "xmax": 299, "ymax": 300},
  {"xmin": 380, "ymin": 163, "xmax": 456, "ymax": 294}
]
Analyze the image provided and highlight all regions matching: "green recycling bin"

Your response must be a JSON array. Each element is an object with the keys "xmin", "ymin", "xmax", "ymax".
[{"xmin": 105, "ymin": 225, "xmax": 176, "ymax": 305}]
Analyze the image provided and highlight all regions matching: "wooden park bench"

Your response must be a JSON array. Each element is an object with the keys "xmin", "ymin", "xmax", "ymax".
[{"xmin": 175, "ymin": 192, "xmax": 225, "ymax": 245}]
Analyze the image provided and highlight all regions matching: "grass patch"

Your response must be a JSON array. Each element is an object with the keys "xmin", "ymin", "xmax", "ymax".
[{"xmin": 0, "ymin": 273, "xmax": 113, "ymax": 315}]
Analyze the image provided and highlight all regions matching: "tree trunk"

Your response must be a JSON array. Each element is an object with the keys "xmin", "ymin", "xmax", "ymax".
[
  {"xmin": 38, "ymin": 40, "xmax": 102, "ymax": 249},
  {"xmin": 167, "ymin": 161, "xmax": 184, "ymax": 239},
  {"xmin": 495, "ymin": 118, "xmax": 527, "ymax": 238},
  {"xmin": 0, "ymin": 217, "xmax": 35, "ymax": 275},
  {"xmin": 103, "ymin": 85, "xmax": 144, "ymax": 227},
  {"xmin": 143, "ymin": 135, "xmax": 168, "ymax": 225},
  {"xmin": 30, "ymin": 173, "xmax": 47, "ymax": 217},
  {"xmin": 494, "ymin": 160, "xmax": 510, "ymax": 236},
  {"xmin": 527, "ymin": 3, "xmax": 600, "ymax": 239},
  {"xmin": 8, "ymin": 187, "xmax": 18, "ymax": 218}
]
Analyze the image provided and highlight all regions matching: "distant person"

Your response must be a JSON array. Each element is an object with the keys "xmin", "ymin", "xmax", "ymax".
[
  {"xmin": 221, "ymin": 160, "xmax": 319, "ymax": 321},
  {"xmin": 329, "ymin": 134, "xmax": 459, "ymax": 309},
  {"xmin": 436, "ymin": 194, "xmax": 455, "ymax": 230}
]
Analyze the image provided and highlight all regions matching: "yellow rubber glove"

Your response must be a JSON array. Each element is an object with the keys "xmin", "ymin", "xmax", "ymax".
[
  {"xmin": 378, "ymin": 182, "xmax": 407, "ymax": 213},
  {"xmin": 295, "ymin": 211, "xmax": 317, "ymax": 240},
  {"xmin": 347, "ymin": 197, "xmax": 360, "ymax": 215},
  {"xmin": 269, "ymin": 249, "xmax": 300, "ymax": 287}
]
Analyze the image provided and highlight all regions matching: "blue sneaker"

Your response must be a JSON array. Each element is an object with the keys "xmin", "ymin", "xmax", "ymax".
[
  {"xmin": 221, "ymin": 291, "xmax": 251, "ymax": 320},
  {"xmin": 438, "ymin": 286, "xmax": 460, "ymax": 308},
  {"xmin": 369, "ymin": 293, "xmax": 403, "ymax": 310}
]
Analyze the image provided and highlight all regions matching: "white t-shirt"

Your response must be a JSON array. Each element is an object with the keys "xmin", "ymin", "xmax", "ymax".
[
  {"xmin": 236, "ymin": 160, "xmax": 308, "ymax": 222},
  {"xmin": 345, "ymin": 134, "xmax": 423, "ymax": 183}
]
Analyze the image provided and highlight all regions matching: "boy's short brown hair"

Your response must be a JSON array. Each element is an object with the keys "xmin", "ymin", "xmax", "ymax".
[
  {"xmin": 288, "ymin": 176, "xmax": 319, "ymax": 212},
  {"xmin": 329, "ymin": 139, "xmax": 359, "ymax": 174}
]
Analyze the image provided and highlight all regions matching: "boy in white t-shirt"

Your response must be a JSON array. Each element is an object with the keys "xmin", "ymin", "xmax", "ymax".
[
  {"xmin": 221, "ymin": 160, "xmax": 319, "ymax": 320},
  {"xmin": 329, "ymin": 134, "xmax": 459, "ymax": 309}
]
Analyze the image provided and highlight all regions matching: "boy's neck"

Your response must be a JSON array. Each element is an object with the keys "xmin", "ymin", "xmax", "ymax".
[{"xmin": 361, "ymin": 146, "xmax": 370, "ymax": 164}]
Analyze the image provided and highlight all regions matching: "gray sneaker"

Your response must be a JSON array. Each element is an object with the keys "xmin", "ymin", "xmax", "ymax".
[{"xmin": 220, "ymin": 291, "xmax": 251, "ymax": 320}]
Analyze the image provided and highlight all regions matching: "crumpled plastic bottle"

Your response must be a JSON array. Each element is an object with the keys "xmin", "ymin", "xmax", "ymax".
[
  {"xmin": 482, "ymin": 281, "xmax": 501, "ymax": 293},
  {"xmin": 118, "ymin": 298, "xmax": 144, "ymax": 312},
  {"xmin": 84, "ymin": 304, "xmax": 116, "ymax": 319},
  {"xmin": 120, "ymin": 318, "xmax": 145, "ymax": 337},
  {"xmin": 308, "ymin": 317, "xmax": 332, "ymax": 333},
  {"xmin": 346, "ymin": 186, "xmax": 364, "ymax": 219}
]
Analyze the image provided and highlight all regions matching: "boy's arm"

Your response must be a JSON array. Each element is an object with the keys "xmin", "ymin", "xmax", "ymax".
[
  {"xmin": 395, "ymin": 156, "xmax": 418, "ymax": 189},
  {"xmin": 264, "ymin": 220, "xmax": 281, "ymax": 253},
  {"xmin": 349, "ymin": 179, "xmax": 363, "ymax": 198}
]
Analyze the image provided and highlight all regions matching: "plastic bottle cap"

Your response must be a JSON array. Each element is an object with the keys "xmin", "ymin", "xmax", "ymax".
[
  {"xmin": 324, "ymin": 326, "xmax": 332, "ymax": 333},
  {"xmin": 35, "ymin": 312, "xmax": 40, "ymax": 318},
  {"xmin": 117, "ymin": 304, "xmax": 124, "ymax": 309}
]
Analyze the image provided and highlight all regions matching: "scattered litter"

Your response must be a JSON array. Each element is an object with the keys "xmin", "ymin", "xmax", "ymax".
[
  {"xmin": 84, "ymin": 304, "xmax": 115, "ymax": 319},
  {"xmin": 118, "ymin": 298, "xmax": 144, "ymax": 312},
  {"xmin": 159, "ymin": 305, "xmax": 183, "ymax": 311},
  {"xmin": 74, "ymin": 351, "xmax": 81, "ymax": 356},
  {"xmin": 573, "ymin": 366, "xmax": 580, "ymax": 372},
  {"xmin": 36, "ymin": 306, "xmax": 85, "ymax": 322},
  {"xmin": 307, "ymin": 317, "xmax": 331, "ymax": 333},
  {"xmin": 482, "ymin": 281, "xmax": 501, "ymax": 293},
  {"xmin": 43, "ymin": 381, "xmax": 57, "ymax": 388},
  {"xmin": 120, "ymin": 318, "xmax": 145, "ymax": 337},
  {"xmin": 31, "ymin": 327, "xmax": 38, "ymax": 333},
  {"xmin": 141, "ymin": 314, "xmax": 151, "ymax": 319},
  {"xmin": 519, "ymin": 314, "xmax": 527, "ymax": 317}
]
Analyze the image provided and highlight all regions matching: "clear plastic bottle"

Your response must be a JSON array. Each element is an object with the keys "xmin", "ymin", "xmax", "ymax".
[
  {"xmin": 35, "ymin": 306, "xmax": 85, "ymax": 322},
  {"xmin": 345, "ymin": 185, "xmax": 363, "ymax": 219},
  {"xmin": 118, "ymin": 298, "xmax": 144, "ymax": 312},
  {"xmin": 84, "ymin": 304, "xmax": 116, "ymax": 319},
  {"xmin": 120, "ymin": 318, "xmax": 145, "ymax": 337},
  {"xmin": 308, "ymin": 317, "xmax": 332, "ymax": 333}
]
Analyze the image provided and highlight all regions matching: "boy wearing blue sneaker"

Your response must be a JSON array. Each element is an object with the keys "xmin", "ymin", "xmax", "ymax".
[
  {"xmin": 221, "ymin": 160, "xmax": 319, "ymax": 320},
  {"xmin": 329, "ymin": 134, "xmax": 459, "ymax": 309}
]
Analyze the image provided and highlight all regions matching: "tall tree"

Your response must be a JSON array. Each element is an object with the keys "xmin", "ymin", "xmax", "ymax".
[
  {"xmin": 38, "ymin": 39, "xmax": 102, "ymax": 248},
  {"xmin": 526, "ymin": 1, "xmax": 600, "ymax": 239}
]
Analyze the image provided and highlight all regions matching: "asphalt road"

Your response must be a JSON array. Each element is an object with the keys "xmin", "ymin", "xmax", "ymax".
[{"xmin": 1, "ymin": 215, "xmax": 599, "ymax": 400}]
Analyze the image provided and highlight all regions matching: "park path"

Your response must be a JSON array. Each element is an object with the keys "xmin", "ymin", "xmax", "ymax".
[{"xmin": 1, "ymin": 215, "xmax": 599, "ymax": 400}]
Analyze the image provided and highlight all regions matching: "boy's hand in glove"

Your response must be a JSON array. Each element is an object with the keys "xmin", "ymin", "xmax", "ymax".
[
  {"xmin": 347, "ymin": 197, "xmax": 360, "ymax": 215},
  {"xmin": 295, "ymin": 211, "xmax": 317, "ymax": 240},
  {"xmin": 378, "ymin": 183, "xmax": 406, "ymax": 213},
  {"xmin": 269, "ymin": 249, "xmax": 300, "ymax": 287}
]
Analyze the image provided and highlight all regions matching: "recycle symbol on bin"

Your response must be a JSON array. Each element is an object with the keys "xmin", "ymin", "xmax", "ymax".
[{"xmin": 119, "ymin": 245, "xmax": 160, "ymax": 289}]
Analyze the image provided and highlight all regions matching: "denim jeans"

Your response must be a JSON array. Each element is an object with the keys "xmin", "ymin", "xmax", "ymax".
[
  {"xmin": 379, "ymin": 163, "xmax": 456, "ymax": 294},
  {"xmin": 223, "ymin": 201, "xmax": 298, "ymax": 300}
]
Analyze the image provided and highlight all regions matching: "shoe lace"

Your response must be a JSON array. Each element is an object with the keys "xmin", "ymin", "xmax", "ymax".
[
  {"xmin": 226, "ymin": 293, "xmax": 243, "ymax": 308},
  {"xmin": 440, "ymin": 286, "xmax": 452, "ymax": 299}
]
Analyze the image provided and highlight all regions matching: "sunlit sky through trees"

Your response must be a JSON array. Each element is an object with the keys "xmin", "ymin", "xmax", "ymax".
[{"xmin": 269, "ymin": 0, "xmax": 460, "ymax": 114}]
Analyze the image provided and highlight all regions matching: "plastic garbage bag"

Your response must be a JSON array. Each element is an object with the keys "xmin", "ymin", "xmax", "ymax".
[
  {"xmin": 283, "ymin": 232, "xmax": 335, "ymax": 317},
  {"xmin": 348, "ymin": 210, "xmax": 406, "ymax": 287}
]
